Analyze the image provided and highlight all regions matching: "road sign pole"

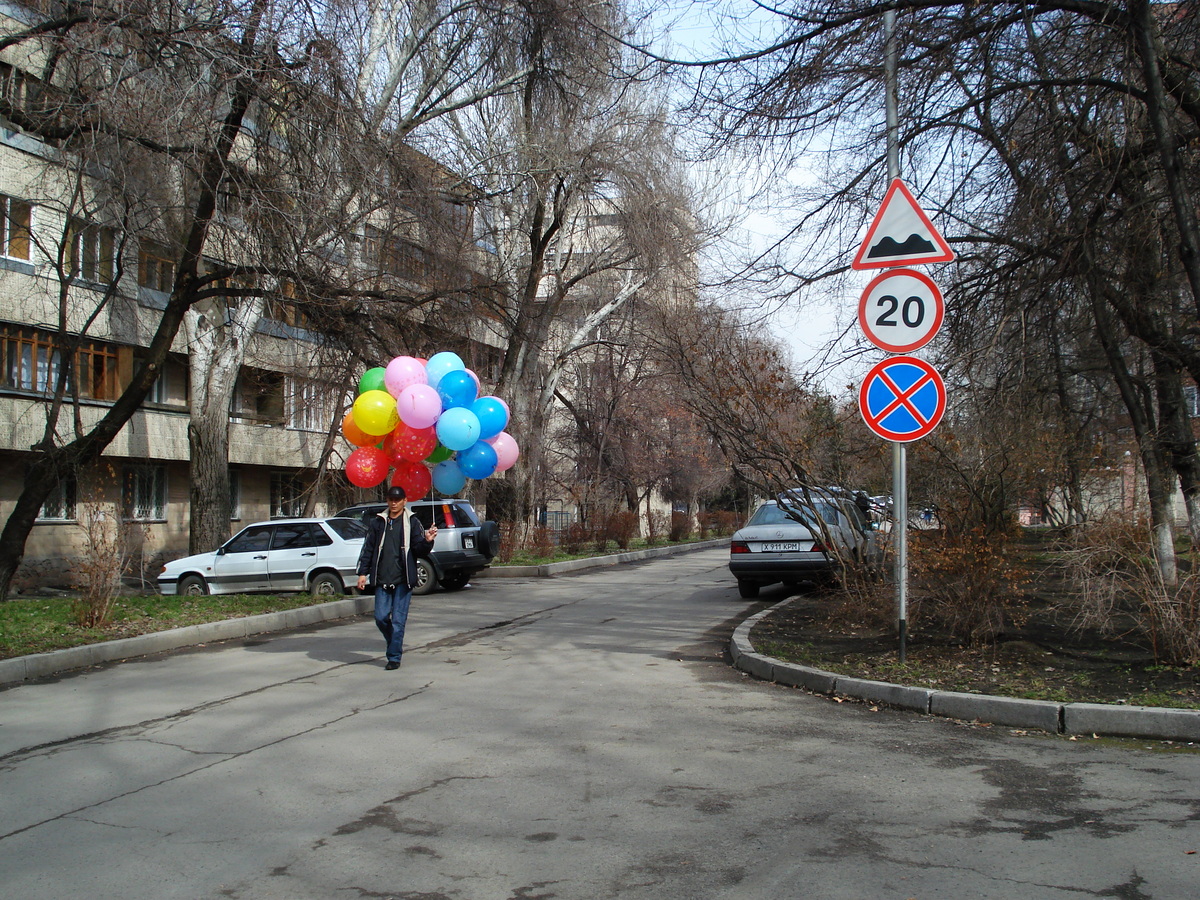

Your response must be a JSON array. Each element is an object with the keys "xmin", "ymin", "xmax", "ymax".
[{"xmin": 884, "ymin": 9, "xmax": 909, "ymax": 664}]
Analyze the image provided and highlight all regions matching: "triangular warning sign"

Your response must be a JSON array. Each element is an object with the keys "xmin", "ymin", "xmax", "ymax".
[{"xmin": 852, "ymin": 178, "xmax": 955, "ymax": 270}]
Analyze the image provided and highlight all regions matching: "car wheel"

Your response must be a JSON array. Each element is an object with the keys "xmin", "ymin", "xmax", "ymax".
[
  {"xmin": 413, "ymin": 557, "xmax": 438, "ymax": 595},
  {"xmin": 177, "ymin": 575, "xmax": 208, "ymax": 596},
  {"xmin": 478, "ymin": 521, "xmax": 500, "ymax": 559},
  {"xmin": 737, "ymin": 580, "xmax": 760, "ymax": 599},
  {"xmin": 309, "ymin": 572, "xmax": 343, "ymax": 598},
  {"xmin": 439, "ymin": 571, "xmax": 471, "ymax": 591}
]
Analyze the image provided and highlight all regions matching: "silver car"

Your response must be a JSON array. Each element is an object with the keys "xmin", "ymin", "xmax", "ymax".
[
  {"xmin": 158, "ymin": 517, "xmax": 368, "ymax": 597},
  {"xmin": 728, "ymin": 492, "xmax": 880, "ymax": 598}
]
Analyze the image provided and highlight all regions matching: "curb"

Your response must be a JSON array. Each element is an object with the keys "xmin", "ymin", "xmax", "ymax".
[
  {"xmin": 0, "ymin": 595, "xmax": 373, "ymax": 688},
  {"xmin": 0, "ymin": 540, "xmax": 729, "ymax": 687},
  {"xmin": 731, "ymin": 598, "xmax": 1200, "ymax": 743},
  {"xmin": 477, "ymin": 538, "xmax": 729, "ymax": 578}
]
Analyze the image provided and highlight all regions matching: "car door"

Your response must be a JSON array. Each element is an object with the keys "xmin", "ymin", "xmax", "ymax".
[
  {"xmin": 210, "ymin": 524, "xmax": 274, "ymax": 593},
  {"xmin": 266, "ymin": 522, "xmax": 318, "ymax": 592}
]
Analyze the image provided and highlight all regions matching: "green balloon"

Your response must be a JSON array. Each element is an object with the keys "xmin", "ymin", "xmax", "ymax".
[
  {"xmin": 358, "ymin": 367, "xmax": 387, "ymax": 395},
  {"xmin": 426, "ymin": 443, "xmax": 453, "ymax": 464}
]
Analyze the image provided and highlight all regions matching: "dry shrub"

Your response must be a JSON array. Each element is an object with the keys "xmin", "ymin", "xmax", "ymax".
[
  {"xmin": 604, "ymin": 510, "xmax": 639, "ymax": 550},
  {"xmin": 669, "ymin": 511, "xmax": 691, "ymax": 541},
  {"xmin": 1060, "ymin": 516, "xmax": 1200, "ymax": 665},
  {"xmin": 646, "ymin": 510, "xmax": 670, "ymax": 545},
  {"xmin": 527, "ymin": 525, "xmax": 555, "ymax": 559},
  {"xmin": 73, "ymin": 500, "xmax": 138, "ymax": 628},
  {"xmin": 562, "ymin": 522, "xmax": 590, "ymax": 554},
  {"xmin": 908, "ymin": 529, "xmax": 1028, "ymax": 646},
  {"xmin": 493, "ymin": 522, "xmax": 521, "ymax": 563}
]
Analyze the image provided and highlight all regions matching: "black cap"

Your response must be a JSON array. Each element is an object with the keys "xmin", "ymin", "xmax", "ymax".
[{"xmin": 385, "ymin": 485, "xmax": 407, "ymax": 500}]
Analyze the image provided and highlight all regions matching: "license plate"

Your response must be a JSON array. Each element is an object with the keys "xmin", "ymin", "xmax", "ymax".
[
  {"xmin": 761, "ymin": 542, "xmax": 801, "ymax": 552},
  {"xmin": 463, "ymin": 535, "xmax": 476, "ymax": 549}
]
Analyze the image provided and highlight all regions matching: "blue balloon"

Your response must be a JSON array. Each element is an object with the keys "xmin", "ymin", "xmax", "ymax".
[
  {"xmin": 425, "ymin": 351, "xmax": 465, "ymax": 390},
  {"xmin": 432, "ymin": 459, "xmax": 466, "ymax": 495},
  {"xmin": 435, "ymin": 408, "xmax": 481, "ymax": 451},
  {"xmin": 471, "ymin": 396, "xmax": 509, "ymax": 440},
  {"xmin": 438, "ymin": 369, "xmax": 478, "ymax": 410},
  {"xmin": 458, "ymin": 440, "xmax": 498, "ymax": 480}
]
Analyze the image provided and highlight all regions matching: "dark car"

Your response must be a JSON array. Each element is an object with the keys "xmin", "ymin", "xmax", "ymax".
[{"xmin": 335, "ymin": 499, "xmax": 500, "ymax": 594}]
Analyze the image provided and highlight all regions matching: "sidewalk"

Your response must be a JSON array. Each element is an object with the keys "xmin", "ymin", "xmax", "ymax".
[{"xmin": 0, "ymin": 539, "xmax": 728, "ymax": 688}]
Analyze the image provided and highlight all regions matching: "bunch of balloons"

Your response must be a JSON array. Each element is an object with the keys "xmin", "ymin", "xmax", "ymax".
[{"xmin": 342, "ymin": 351, "xmax": 520, "ymax": 498}]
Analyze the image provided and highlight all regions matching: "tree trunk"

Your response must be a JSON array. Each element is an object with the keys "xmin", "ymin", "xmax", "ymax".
[{"xmin": 186, "ymin": 297, "xmax": 264, "ymax": 553}]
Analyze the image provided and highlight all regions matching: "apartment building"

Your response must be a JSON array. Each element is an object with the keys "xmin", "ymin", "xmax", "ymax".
[{"xmin": 0, "ymin": 4, "xmax": 502, "ymax": 591}]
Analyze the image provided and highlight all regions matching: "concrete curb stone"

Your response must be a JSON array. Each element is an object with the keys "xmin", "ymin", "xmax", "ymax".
[
  {"xmin": 1, "ymin": 594, "xmax": 372, "ymax": 688},
  {"xmin": 732, "ymin": 597, "xmax": 1200, "ymax": 743}
]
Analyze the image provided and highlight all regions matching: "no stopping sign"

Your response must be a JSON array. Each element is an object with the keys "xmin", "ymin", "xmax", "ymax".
[{"xmin": 857, "ymin": 268, "xmax": 945, "ymax": 353}]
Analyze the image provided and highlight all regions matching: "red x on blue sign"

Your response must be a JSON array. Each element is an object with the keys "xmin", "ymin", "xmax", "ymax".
[{"xmin": 858, "ymin": 356, "xmax": 946, "ymax": 442}]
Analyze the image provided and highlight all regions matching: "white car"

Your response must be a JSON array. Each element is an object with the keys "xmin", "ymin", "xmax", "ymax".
[{"xmin": 158, "ymin": 517, "xmax": 368, "ymax": 597}]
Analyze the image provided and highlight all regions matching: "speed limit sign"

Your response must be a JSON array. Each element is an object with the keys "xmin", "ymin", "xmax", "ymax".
[{"xmin": 857, "ymin": 268, "xmax": 945, "ymax": 353}]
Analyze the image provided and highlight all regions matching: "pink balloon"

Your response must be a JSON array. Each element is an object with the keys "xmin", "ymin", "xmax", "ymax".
[
  {"xmin": 396, "ymin": 383, "xmax": 442, "ymax": 429},
  {"xmin": 491, "ymin": 431, "xmax": 520, "ymax": 472},
  {"xmin": 384, "ymin": 356, "xmax": 427, "ymax": 397}
]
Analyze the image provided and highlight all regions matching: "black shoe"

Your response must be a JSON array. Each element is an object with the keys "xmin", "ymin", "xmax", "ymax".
[{"xmin": 385, "ymin": 660, "xmax": 400, "ymax": 670}]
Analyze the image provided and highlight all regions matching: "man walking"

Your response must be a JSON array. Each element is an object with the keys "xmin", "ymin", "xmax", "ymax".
[{"xmin": 356, "ymin": 485, "xmax": 438, "ymax": 669}]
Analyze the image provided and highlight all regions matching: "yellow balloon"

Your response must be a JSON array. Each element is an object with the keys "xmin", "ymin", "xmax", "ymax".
[{"xmin": 353, "ymin": 390, "xmax": 400, "ymax": 436}]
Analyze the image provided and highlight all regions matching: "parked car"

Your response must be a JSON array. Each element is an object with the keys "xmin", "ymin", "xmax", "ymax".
[
  {"xmin": 335, "ymin": 498, "xmax": 500, "ymax": 595},
  {"xmin": 728, "ymin": 491, "xmax": 881, "ymax": 598},
  {"xmin": 158, "ymin": 517, "xmax": 368, "ymax": 597}
]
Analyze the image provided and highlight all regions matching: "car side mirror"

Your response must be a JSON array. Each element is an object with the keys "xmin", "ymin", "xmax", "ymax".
[{"xmin": 216, "ymin": 547, "xmax": 226, "ymax": 556}]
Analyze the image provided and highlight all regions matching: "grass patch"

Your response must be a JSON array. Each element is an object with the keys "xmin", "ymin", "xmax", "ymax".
[{"xmin": 0, "ymin": 592, "xmax": 351, "ymax": 660}]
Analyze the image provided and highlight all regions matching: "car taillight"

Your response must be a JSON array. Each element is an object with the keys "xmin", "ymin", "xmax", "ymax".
[
  {"xmin": 730, "ymin": 541, "xmax": 750, "ymax": 554},
  {"xmin": 811, "ymin": 541, "xmax": 828, "ymax": 553}
]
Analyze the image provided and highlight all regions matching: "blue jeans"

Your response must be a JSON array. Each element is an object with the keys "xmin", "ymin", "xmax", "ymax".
[{"xmin": 374, "ymin": 584, "xmax": 413, "ymax": 663}]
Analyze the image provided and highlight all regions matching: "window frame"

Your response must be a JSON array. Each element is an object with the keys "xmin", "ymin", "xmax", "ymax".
[{"xmin": 124, "ymin": 465, "xmax": 167, "ymax": 521}]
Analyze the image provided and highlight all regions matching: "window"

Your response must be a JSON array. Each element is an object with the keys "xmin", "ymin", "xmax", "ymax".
[
  {"xmin": 327, "ymin": 518, "xmax": 367, "ymax": 540},
  {"xmin": 1, "ymin": 324, "xmax": 125, "ymax": 400},
  {"xmin": 1185, "ymin": 385, "xmax": 1199, "ymax": 418},
  {"xmin": 226, "ymin": 524, "xmax": 272, "ymax": 553},
  {"xmin": 2, "ymin": 325, "xmax": 62, "ymax": 392},
  {"xmin": 270, "ymin": 522, "xmax": 315, "ymax": 550},
  {"xmin": 0, "ymin": 194, "xmax": 32, "ymax": 260},
  {"xmin": 287, "ymin": 377, "xmax": 330, "ymax": 431},
  {"xmin": 38, "ymin": 476, "xmax": 77, "ymax": 521},
  {"xmin": 70, "ymin": 218, "xmax": 116, "ymax": 284},
  {"xmin": 76, "ymin": 341, "xmax": 120, "ymax": 400},
  {"xmin": 0, "ymin": 61, "xmax": 43, "ymax": 119},
  {"xmin": 232, "ymin": 368, "xmax": 285, "ymax": 425},
  {"xmin": 124, "ymin": 465, "xmax": 166, "ymax": 520},
  {"xmin": 364, "ymin": 225, "xmax": 425, "ymax": 281},
  {"xmin": 138, "ymin": 242, "xmax": 175, "ymax": 293},
  {"xmin": 229, "ymin": 470, "xmax": 241, "ymax": 520},
  {"xmin": 270, "ymin": 472, "xmax": 304, "ymax": 518}
]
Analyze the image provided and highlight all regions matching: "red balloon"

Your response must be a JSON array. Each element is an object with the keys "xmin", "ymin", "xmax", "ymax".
[
  {"xmin": 342, "ymin": 411, "xmax": 376, "ymax": 448},
  {"xmin": 345, "ymin": 447, "xmax": 390, "ymax": 488},
  {"xmin": 391, "ymin": 460, "xmax": 432, "ymax": 499},
  {"xmin": 384, "ymin": 422, "xmax": 438, "ymax": 463}
]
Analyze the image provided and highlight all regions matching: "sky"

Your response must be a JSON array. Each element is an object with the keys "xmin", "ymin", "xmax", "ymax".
[{"xmin": 636, "ymin": 1, "xmax": 881, "ymax": 398}]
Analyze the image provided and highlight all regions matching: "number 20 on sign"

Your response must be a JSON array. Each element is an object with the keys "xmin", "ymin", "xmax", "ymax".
[{"xmin": 857, "ymin": 268, "xmax": 944, "ymax": 353}]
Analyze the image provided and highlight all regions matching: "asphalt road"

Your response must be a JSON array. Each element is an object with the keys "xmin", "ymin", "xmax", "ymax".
[{"xmin": 2, "ymin": 548, "xmax": 1197, "ymax": 899}]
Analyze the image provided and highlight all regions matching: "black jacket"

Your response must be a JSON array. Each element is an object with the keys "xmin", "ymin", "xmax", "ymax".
[{"xmin": 356, "ymin": 511, "xmax": 434, "ymax": 588}]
